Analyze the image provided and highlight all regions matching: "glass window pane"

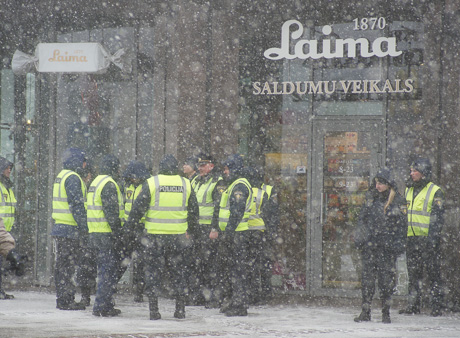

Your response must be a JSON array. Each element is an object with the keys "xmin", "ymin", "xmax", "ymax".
[{"xmin": 322, "ymin": 131, "xmax": 371, "ymax": 289}]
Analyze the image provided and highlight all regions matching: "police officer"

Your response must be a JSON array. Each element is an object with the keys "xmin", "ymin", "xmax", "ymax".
[
  {"xmin": 87, "ymin": 154, "xmax": 125, "ymax": 317},
  {"xmin": 245, "ymin": 166, "xmax": 270, "ymax": 305},
  {"xmin": 215, "ymin": 154, "xmax": 252, "ymax": 317},
  {"xmin": 188, "ymin": 154, "xmax": 223, "ymax": 307},
  {"xmin": 353, "ymin": 168, "xmax": 407, "ymax": 324},
  {"xmin": 399, "ymin": 158, "xmax": 445, "ymax": 317},
  {"xmin": 183, "ymin": 156, "xmax": 199, "ymax": 184},
  {"xmin": 124, "ymin": 154, "xmax": 199, "ymax": 320},
  {"xmin": 51, "ymin": 148, "xmax": 89, "ymax": 310},
  {"xmin": 122, "ymin": 160, "xmax": 151, "ymax": 302},
  {"xmin": 0, "ymin": 156, "xmax": 17, "ymax": 300}
]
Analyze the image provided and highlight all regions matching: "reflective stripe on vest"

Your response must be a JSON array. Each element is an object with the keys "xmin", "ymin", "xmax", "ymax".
[
  {"xmin": 124, "ymin": 183, "xmax": 145, "ymax": 223},
  {"xmin": 52, "ymin": 170, "xmax": 87, "ymax": 226},
  {"xmin": 0, "ymin": 182, "xmax": 16, "ymax": 232},
  {"xmin": 405, "ymin": 182, "xmax": 440, "ymax": 237},
  {"xmin": 262, "ymin": 184, "xmax": 273, "ymax": 199},
  {"xmin": 87, "ymin": 175, "xmax": 124, "ymax": 233},
  {"xmin": 191, "ymin": 175, "xmax": 198, "ymax": 190},
  {"xmin": 219, "ymin": 178, "xmax": 252, "ymax": 232},
  {"xmin": 144, "ymin": 175, "xmax": 191, "ymax": 234},
  {"xmin": 248, "ymin": 187, "xmax": 266, "ymax": 231},
  {"xmin": 194, "ymin": 176, "xmax": 221, "ymax": 225}
]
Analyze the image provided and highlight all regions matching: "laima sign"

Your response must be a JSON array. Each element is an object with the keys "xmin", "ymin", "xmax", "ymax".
[
  {"xmin": 254, "ymin": 18, "xmax": 415, "ymax": 96},
  {"xmin": 38, "ymin": 43, "xmax": 110, "ymax": 73},
  {"xmin": 11, "ymin": 42, "xmax": 126, "ymax": 75},
  {"xmin": 264, "ymin": 19, "xmax": 402, "ymax": 60}
]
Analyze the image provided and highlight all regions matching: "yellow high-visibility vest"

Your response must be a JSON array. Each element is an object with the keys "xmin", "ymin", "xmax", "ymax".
[
  {"xmin": 219, "ymin": 178, "xmax": 252, "ymax": 232},
  {"xmin": 0, "ymin": 182, "xmax": 16, "ymax": 232},
  {"xmin": 261, "ymin": 183, "xmax": 273, "ymax": 199},
  {"xmin": 52, "ymin": 170, "xmax": 87, "ymax": 226},
  {"xmin": 124, "ymin": 183, "xmax": 145, "ymax": 223},
  {"xmin": 194, "ymin": 176, "xmax": 222, "ymax": 226},
  {"xmin": 405, "ymin": 182, "xmax": 441, "ymax": 237},
  {"xmin": 87, "ymin": 175, "xmax": 124, "ymax": 233},
  {"xmin": 144, "ymin": 175, "xmax": 191, "ymax": 235},
  {"xmin": 248, "ymin": 187, "xmax": 266, "ymax": 231}
]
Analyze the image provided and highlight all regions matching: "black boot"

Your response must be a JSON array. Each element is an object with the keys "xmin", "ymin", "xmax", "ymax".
[
  {"xmin": 0, "ymin": 289, "xmax": 14, "ymax": 300},
  {"xmin": 92, "ymin": 308, "xmax": 121, "ymax": 317},
  {"xmin": 225, "ymin": 305, "xmax": 248, "ymax": 317},
  {"xmin": 354, "ymin": 304, "xmax": 371, "ymax": 322},
  {"xmin": 149, "ymin": 297, "xmax": 161, "ymax": 320},
  {"xmin": 174, "ymin": 298, "xmax": 186, "ymax": 319},
  {"xmin": 56, "ymin": 299, "xmax": 86, "ymax": 310}
]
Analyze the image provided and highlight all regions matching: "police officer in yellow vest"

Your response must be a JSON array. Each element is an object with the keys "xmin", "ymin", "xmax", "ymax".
[
  {"xmin": 122, "ymin": 160, "xmax": 151, "ymax": 302},
  {"xmin": 187, "ymin": 154, "xmax": 224, "ymax": 307},
  {"xmin": 214, "ymin": 154, "xmax": 252, "ymax": 317},
  {"xmin": 399, "ymin": 158, "xmax": 445, "ymax": 317},
  {"xmin": 245, "ymin": 166, "xmax": 270, "ymax": 306},
  {"xmin": 87, "ymin": 154, "xmax": 125, "ymax": 317},
  {"xmin": 51, "ymin": 148, "xmax": 89, "ymax": 310},
  {"xmin": 124, "ymin": 154, "xmax": 199, "ymax": 320},
  {"xmin": 183, "ymin": 156, "xmax": 199, "ymax": 183},
  {"xmin": 0, "ymin": 156, "xmax": 18, "ymax": 300}
]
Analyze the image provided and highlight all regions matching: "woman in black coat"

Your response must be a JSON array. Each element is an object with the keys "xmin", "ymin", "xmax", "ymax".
[{"xmin": 354, "ymin": 168, "xmax": 407, "ymax": 323}]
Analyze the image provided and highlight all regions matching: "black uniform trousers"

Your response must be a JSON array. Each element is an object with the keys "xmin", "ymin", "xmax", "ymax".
[
  {"xmin": 76, "ymin": 247, "xmax": 97, "ymax": 298},
  {"xmin": 406, "ymin": 236, "xmax": 443, "ymax": 311},
  {"xmin": 247, "ymin": 230, "xmax": 264, "ymax": 303},
  {"xmin": 54, "ymin": 237, "xmax": 80, "ymax": 305},
  {"xmin": 90, "ymin": 233, "xmax": 121, "ymax": 313},
  {"xmin": 142, "ymin": 233, "xmax": 189, "ymax": 300},
  {"xmin": 360, "ymin": 247, "xmax": 397, "ymax": 306},
  {"xmin": 222, "ymin": 231, "xmax": 250, "ymax": 309},
  {"xmin": 189, "ymin": 225, "xmax": 221, "ymax": 303}
]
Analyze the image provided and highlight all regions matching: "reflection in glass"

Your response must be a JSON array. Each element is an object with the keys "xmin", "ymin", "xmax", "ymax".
[{"xmin": 322, "ymin": 131, "xmax": 370, "ymax": 289}]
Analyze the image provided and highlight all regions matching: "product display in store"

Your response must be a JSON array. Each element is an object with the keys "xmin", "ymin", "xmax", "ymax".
[{"xmin": 322, "ymin": 131, "xmax": 370, "ymax": 289}]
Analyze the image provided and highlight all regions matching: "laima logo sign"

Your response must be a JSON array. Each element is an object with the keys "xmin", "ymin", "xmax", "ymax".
[{"xmin": 264, "ymin": 20, "xmax": 402, "ymax": 60}]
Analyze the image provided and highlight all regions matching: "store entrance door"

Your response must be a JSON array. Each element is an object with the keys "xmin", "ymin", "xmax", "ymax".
[{"xmin": 309, "ymin": 118, "xmax": 384, "ymax": 296}]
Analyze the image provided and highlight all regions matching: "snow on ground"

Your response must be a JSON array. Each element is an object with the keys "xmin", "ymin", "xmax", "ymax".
[{"xmin": 1, "ymin": 291, "xmax": 460, "ymax": 338}]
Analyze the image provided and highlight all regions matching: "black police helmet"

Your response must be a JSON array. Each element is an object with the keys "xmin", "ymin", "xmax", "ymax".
[
  {"xmin": 411, "ymin": 157, "xmax": 432, "ymax": 179},
  {"xmin": 222, "ymin": 154, "xmax": 244, "ymax": 174}
]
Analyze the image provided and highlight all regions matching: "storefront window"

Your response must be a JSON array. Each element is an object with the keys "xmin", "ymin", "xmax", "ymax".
[
  {"xmin": 321, "ymin": 131, "xmax": 371, "ymax": 289},
  {"xmin": 0, "ymin": 69, "xmax": 15, "ymax": 159}
]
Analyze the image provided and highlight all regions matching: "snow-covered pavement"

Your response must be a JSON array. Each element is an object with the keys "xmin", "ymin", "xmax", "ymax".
[{"xmin": 1, "ymin": 291, "xmax": 460, "ymax": 338}]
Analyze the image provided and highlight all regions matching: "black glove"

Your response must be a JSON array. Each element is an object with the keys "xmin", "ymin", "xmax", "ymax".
[{"xmin": 6, "ymin": 249, "xmax": 27, "ymax": 277}]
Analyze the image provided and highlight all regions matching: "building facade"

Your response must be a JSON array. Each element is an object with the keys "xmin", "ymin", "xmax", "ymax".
[{"xmin": 1, "ymin": 0, "xmax": 460, "ymax": 302}]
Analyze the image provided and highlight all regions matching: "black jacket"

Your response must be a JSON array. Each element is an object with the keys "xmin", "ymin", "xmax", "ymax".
[
  {"xmin": 99, "ymin": 155, "xmax": 122, "ymax": 237},
  {"xmin": 354, "ymin": 169, "xmax": 407, "ymax": 256}
]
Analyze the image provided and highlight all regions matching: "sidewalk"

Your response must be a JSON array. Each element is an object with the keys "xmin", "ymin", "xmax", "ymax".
[{"xmin": 1, "ymin": 290, "xmax": 459, "ymax": 338}]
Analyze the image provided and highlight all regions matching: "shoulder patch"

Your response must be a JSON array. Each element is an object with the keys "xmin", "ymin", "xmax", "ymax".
[
  {"xmin": 400, "ymin": 204, "xmax": 407, "ymax": 216},
  {"xmin": 434, "ymin": 198, "xmax": 444, "ymax": 208}
]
